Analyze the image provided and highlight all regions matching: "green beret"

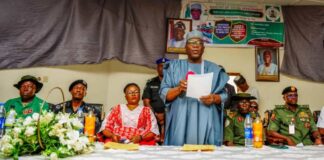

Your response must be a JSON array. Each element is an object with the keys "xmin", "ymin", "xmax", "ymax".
[{"xmin": 282, "ymin": 86, "xmax": 297, "ymax": 95}]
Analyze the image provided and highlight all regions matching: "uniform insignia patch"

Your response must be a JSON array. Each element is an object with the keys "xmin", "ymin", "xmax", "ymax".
[
  {"xmin": 271, "ymin": 113, "xmax": 276, "ymax": 121},
  {"xmin": 304, "ymin": 122, "xmax": 311, "ymax": 129},
  {"xmin": 238, "ymin": 116, "xmax": 243, "ymax": 122},
  {"xmin": 225, "ymin": 119, "xmax": 230, "ymax": 127},
  {"xmin": 299, "ymin": 112, "xmax": 309, "ymax": 118}
]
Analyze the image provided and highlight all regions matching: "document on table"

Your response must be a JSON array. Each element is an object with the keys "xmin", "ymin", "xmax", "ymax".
[{"xmin": 186, "ymin": 72, "xmax": 213, "ymax": 99}]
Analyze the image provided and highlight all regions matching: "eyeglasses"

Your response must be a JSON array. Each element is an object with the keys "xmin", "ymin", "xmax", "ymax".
[
  {"xmin": 126, "ymin": 91, "xmax": 140, "ymax": 95},
  {"xmin": 287, "ymin": 94, "xmax": 298, "ymax": 98},
  {"xmin": 239, "ymin": 101, "xmax": 250, "ymax": 105},
  {"xmin": 186, "ymin": 39, "xmax": 203, "ymax": 46}
]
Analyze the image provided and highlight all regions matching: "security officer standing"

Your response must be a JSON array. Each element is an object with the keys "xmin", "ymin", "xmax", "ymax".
[
  {"xmin": 267, "ymin": 86, "xmax": 322, "ymax": 146},
  {"xmin": 142, "ymin": 57, "xmax": 169, "ymax": 144},
  {"xmin": 224, "ymin": 93, "xmax": 257, "ymax": 146}
]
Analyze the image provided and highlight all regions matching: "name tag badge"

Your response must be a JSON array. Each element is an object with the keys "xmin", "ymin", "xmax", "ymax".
[{"xmin": 289, "ymin": 124, "xmax": 295, "ymax": 134}]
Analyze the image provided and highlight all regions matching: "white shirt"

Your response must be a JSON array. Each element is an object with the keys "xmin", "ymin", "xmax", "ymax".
[{"xmin": 317, "ymin": 106, "xmax": 324, "ymax": 128}]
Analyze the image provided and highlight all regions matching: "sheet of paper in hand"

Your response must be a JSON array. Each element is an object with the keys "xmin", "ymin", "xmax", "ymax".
[{"xmin": 186, "ymin": 72, "xmax": 213, "ymax": 99}]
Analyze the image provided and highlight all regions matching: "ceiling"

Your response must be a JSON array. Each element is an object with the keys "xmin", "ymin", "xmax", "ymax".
[{"xmin": 197, "ymin": 0, "xmax": 324, "ymax": 5}]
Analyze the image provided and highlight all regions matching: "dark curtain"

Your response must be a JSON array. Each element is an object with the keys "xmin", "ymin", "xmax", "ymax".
[
  {"xmin": 282, "ymin": 6, "xmax": 324, "ymax": 82},
  {"xmin": 0, "ymin": 0, "xmax": 181, "ymax": 69}
]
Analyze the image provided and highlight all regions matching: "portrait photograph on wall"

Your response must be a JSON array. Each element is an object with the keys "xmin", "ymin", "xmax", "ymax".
[
  {"xmin": 255, "ymin": 47, "xmax": 279, "ymax": 82},
  {"xmin": 166, "ymin": 18, "xmax": 192, "ymax": 54}
]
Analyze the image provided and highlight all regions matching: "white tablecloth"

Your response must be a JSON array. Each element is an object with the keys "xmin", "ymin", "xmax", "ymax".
[{"xmin": 8, "ymin": 143, "xmax": 324, "ymax": 160}]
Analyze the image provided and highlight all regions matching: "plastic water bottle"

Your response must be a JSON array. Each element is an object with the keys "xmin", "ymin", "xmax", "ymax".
[
  {"xmin": 77, "ymin": 108, "xmax": 84, "ymax": 134},
  {"xmin": 0, "ymin": 103, "xmax": 5, "ymax": 138},
  {"xmin": 244, "ymin": 114, "xmax": 253, "ymax": 147},
  {"xmin": 5, "ymin": 106, "xmax": 16, "ymax": 134}
]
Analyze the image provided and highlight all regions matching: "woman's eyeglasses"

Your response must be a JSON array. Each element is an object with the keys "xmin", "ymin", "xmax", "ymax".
[{"xmin": 126, "ymin": 91, "xmax": 140, "ymax": 95}]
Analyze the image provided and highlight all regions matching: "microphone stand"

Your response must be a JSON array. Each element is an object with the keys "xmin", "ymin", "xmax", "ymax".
[{"xmin": 37, "ymin": 87, "xmax": 66, "ymax": 149}]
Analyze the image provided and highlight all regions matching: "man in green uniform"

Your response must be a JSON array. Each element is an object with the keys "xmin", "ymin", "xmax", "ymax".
[
  {"xmin": 267, "ymin": 86, "xmax": 322, "ymax": 146},
  {"xmin": 4, "ymin": 75, "xmax": 49, "ymax": 119},
  {"xmin": 142, "ymin": 57, "xmax": 169, "ymax": 144},
  {"xmin": 224, "ymin": 93, "xmax": 257, "ymax": 146}
]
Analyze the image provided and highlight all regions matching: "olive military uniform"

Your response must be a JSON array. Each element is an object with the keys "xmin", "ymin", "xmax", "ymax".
[
  {"xmin": 224, "ymin": 112, "xmax": 246, "ymax": 146},
  {"xmin": 142, "ymin": 76, "xmax": 165, "ymax": 113},
  {"xmin": 268, "ymin": 105, "xmax": 317, "ymax": 145},
  {"xmin": 4, "ymin": 96, "xmax": 49, "ymax": 119},
  {"xmin": 224, "ymin": 111, "xmax": 264, "ymax": 146}
]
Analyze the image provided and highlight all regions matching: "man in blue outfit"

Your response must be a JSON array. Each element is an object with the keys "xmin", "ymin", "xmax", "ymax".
[{"xmin": 160, "ymin": 30, "xmax": 229, "ymax": 146}]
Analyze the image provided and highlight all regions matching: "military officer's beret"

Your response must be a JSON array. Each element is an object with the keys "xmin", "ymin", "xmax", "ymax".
[
  {"xmin": 156, "ymin": 57, "xmax": 170, "ymax": 64},
  {"xmin": 69, "ymin": 79, "xmax": 87, "ymax": 91},
  {"xmin": 282, "ymin": 86, "xmax": 297, "ymax": 95}
]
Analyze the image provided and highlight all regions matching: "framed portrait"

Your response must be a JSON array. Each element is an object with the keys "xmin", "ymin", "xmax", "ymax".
[
  {"xmin": 255, "ymin": 47, "xmax": 280, "ymax": 82},
  {"xmin": 166, "ymin": 18, "xmax": 192, "ymax": 54}
]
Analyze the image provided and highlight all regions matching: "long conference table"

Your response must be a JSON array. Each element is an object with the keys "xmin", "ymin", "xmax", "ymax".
[{"xmin": 8, "ymin": 143, "xmax": 324, "ymax": 160}]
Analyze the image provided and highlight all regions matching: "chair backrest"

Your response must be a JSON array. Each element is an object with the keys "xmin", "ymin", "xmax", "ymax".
[
  {"xmin": 313, "ymin": 110, "xmax": 321, "ymax": 124},
  {"xmin": 87, "ymin": 103, "xmax": 105, "ymax": 121}
]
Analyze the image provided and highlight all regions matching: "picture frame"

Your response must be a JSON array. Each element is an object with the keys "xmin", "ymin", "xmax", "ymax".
[
  {"xmin": 255, "ymin": 47, "xmax": 280, "ymax": 82},
  {"xmin": 166, "ymin": 18, "xmax": 192, "ymax": 54}
]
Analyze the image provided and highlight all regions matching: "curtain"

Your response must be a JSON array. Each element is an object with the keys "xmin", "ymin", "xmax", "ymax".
[
  {"xmin": 0, "ymin": 0, "xmax": 181, "ymax": 69},
  {"xmin": 282, "ymin": 6, "xmax": 324, "ymax": 82}
]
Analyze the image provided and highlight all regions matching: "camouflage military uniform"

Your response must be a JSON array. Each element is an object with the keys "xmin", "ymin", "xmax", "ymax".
[
  {"xmin": 268, "ymin": 105, "xmax": 317, "ymax": 145},
  {"xmin": 224, "ymin": 112, "xmax": 246, "ymax": 145}
]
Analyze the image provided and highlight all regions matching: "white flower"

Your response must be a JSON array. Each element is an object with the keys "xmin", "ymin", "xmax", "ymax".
[
  {"xmin": 23, "ymin": 116, "xmax": 33, "ymax": 126},
  {"xmin": 32, "ymin": 113, "xmax": 40, "ymax": 121},
  {"xmin": 41, "ymin": 112, "xmax": 54, "ymax": 124},
  {"xmin": 71, "ymin": 118, "xmax": 83, "ymax": 129},
  {"xmin": 0, "ymin": 135, "xmax": 12, "ymax": 144},
  {"xmin": 1, "ymin": 143, "xmax": 14, "ymax": 156},
  {"xmin": 50, "ymin": 152, "xmax": 58, "ymax": 160},
  {"xmin": 72, "ymin": 141, "xmax": 84, "ymax": 152},
  {"xmin": 25, "ymin": 126, "xmax": 36, "ymax": 137},
  {"xmin": 12, "ymin": 138, "xmax": 23, "ymax": 145},
  {"xmin": 58, "ymin": 113, "xmax": 70, "ymax": 124}
]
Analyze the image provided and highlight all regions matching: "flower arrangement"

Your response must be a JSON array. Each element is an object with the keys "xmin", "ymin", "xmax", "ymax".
[{"xmin": 0, "ymin": 112, "xmax": 94, "ymax": 160}]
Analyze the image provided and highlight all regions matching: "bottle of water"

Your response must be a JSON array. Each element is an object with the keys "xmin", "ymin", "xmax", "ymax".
[
  {"xmin": 0, "ymin": 103, "xmax": 5, "ymax": 138},
  {"xmin": 5, "ymin": 106, "xmax": 16, "ymax": 134},
  {"xmin": 77, "ymin": 108, "xmax": 84, "ymax": 134},
  {"xmin": 244, "ymin": 114, "xmax": 253, "ymax": 147}
]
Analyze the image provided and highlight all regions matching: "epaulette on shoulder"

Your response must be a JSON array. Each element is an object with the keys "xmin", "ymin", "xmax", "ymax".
[
  {"xmin": 227, "ymin": 111, "xmax": 237, "ymax": 119},
  {"xmin": 274, "ymin": 105, "xmax": 285, "ymax": 109}
]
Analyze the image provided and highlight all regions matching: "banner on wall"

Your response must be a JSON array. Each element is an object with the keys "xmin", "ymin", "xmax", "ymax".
[{"xmin": 181, "ymin": 2, "xmax": 284, "ymax": 47}]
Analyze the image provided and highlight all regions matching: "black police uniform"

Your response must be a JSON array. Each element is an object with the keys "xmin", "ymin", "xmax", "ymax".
[{"xmin": 142, "ymin": 76, "xmax": 165, "ymax": 113}]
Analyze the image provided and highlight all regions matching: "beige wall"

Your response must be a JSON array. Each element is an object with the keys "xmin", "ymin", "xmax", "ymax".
[{"xmin": 0, "ymin": 47, "xmax": 324, "ymax": 115}]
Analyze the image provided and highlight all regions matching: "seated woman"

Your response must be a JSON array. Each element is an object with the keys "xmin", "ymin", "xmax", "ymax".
[{"xmin": 98, "ymin": 83, "xmax": 159, "ymax": 145}]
